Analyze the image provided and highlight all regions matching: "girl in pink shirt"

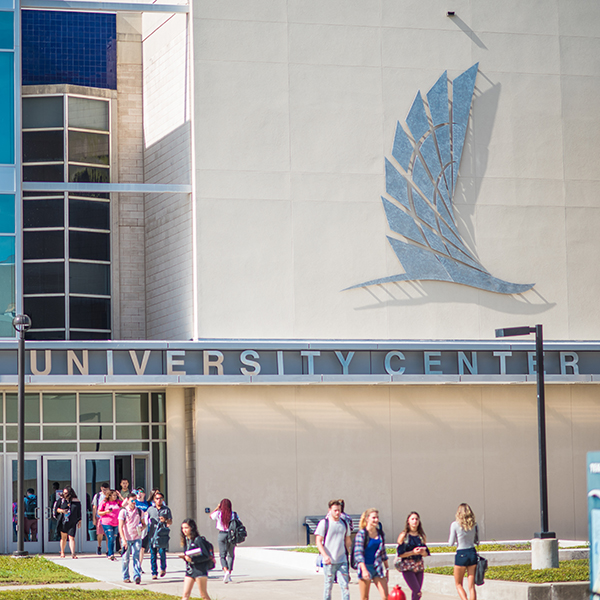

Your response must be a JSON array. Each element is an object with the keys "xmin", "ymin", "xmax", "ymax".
[{"xmin": 97, "ymin": 490, "xmax": 122, "ymax": 560}]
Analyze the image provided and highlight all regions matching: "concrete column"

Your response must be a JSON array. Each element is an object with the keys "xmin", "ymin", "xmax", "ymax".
[
  {"xmin": 184, "ymin": 388, "xmax": 197, "ymax": 519},
  {"xmin": 115, "ymin": 13, "xmax": 146, "ymax": 339},
  {"xmin": 166, "ymin": 387, "xmax": 186, "ymax": 547},
  {"xmin": 531, "ymin": 538, "xmax": 559, "ymax": 569}
]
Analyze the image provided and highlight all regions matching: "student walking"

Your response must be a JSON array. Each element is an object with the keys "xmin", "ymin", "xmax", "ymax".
[
  {"xmin": 210, "ymin": 498, "xmax": 237, "ymax": 583},
  {"xmin": 448, "ymin": 503, "xmax": 479, "ymax": 600},
  {"xmin": 147, "ymin": 491, "xmax": 172, "ymax": 579},
  {"xmin": 118, "ymin": 493, "xmax": 146, "ymax": 584},
  {"xmin": 354, "ymin": 508, "xmax": 389, "ymax": 600},
  {"xmin": 179, "ymin": 519, "xmax": 212, "ymax": 600},
  {"xmin": 97, "ymin": 490, "xmax": 122, "ymax": 560},
  {"xmin": 135, "ymin": 488, "xmax": 151, "ymax": 568},
  {"xmin": 395, "ymin": 512, "xmax": 430, "ymax": 600},
  {"xmin": 55, "ymin": 486, "xmax": 82, "ymax": 559},
  {"xmin": 316, "ymin": 499, "xmax": 352, "ymax": 600},
  {"xmin": 92, "ymin": 482, "xmax": 110, "ymax": 555}
]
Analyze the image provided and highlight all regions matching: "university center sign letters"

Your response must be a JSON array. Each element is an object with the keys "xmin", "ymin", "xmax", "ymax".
[{"xmin": 1, "ymin": 341, "xmax": 599, "ymax": 384}]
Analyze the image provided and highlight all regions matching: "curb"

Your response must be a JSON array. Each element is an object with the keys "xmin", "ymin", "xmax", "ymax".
[{"xmin": 423, "ymin": 573, "xmax": 589, "ymax": 600}]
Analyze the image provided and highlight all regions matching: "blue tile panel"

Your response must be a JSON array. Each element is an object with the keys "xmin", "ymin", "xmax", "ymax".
[
  {"xmin": 22, "ymin": 10, "xmax": 116, "ymax": 90},
  {"xmin": 0, "ymin": 11, "xmax": 13, "ymax": 49},
  {"xmin": 0, "ymin": 50, "xmax": 14, "ymax": 167},
  {"xmin": 349, "ymin": 64, "xmax": 535, "ymax": 295}
]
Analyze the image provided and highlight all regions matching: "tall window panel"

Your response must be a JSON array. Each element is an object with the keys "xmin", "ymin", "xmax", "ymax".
[
  {"xmin": 0, "ymin": 10, "xmax": 17, "ymax": 338},
  {"xmin": 22, "ymin": 95, "xmax": 111, "ymax": 340}
]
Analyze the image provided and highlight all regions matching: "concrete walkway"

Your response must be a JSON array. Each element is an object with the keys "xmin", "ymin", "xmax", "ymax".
[{"xmin": 37, "ymin": 547, "xmax": 454, "ymax": 599}]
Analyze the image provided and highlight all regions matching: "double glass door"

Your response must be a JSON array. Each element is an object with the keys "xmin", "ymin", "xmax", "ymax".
[{"xmin": 7, "ymin": 453, "xmax": 147, "ymax": 553}]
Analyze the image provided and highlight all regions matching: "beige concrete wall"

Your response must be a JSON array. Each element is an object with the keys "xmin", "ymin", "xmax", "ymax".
[
  {"xmin": 194, "ymin": 383, "xmax": 599, "ymax": 546},
  {"xmin": 192, "ymin": 0, "xmax": 600, "ymax": 341},
  {"xmin": 142, "ymin": 13, "xmax": 194, "ymax": 340}
]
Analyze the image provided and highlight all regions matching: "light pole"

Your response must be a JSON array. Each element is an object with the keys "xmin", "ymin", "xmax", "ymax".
[
  {"xmin": 495, "ymin": 324, "xmax": 558, "ymax": 568},
  {"xmin": 13, "ymin": 314, "xmax": 31, "ymax": 557}
]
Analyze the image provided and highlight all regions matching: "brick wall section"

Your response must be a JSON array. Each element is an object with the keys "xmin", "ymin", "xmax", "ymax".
[
  {"xmin": 143, "ymin": 14, "xmax": 193, "ymax": 340},
  {"xmin": 115, "ymin": 16, "xmax": 146, "ymax": 339}
]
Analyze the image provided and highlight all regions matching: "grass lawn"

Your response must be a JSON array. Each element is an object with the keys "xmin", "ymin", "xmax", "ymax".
[
  {"xmin": 426, "ymin": 559, "xmax": 590, "ymax": 584},
  {"xmin": 295, "ymin": 542, "xmax": 588, "ymax": 555},
  {"xmin": 0, "ymin": 592, "xmax": 179, "ymax": 599},
  {"xmin": 0, "ymin": 556, "xmax": 94, "ymax": 585},
  {"xmin": 293, "ymin": 543, "xmax": 534, "ymax": 554}
]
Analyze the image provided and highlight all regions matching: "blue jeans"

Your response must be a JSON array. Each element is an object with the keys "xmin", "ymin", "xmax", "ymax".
[
  {"xmin": 324, "ymin": 562, "xmax": 349, "ymax": 600},
  {"xmin": 102, "ymin": 524, "xmax": 117, "ymax": 557},
  {"xmin": 150, "ymin": 547, "xmax": 166, "ymax": 575},
  {"xmin": 122, "ymin": 538, "xmax": 141, "ymax": 581}
]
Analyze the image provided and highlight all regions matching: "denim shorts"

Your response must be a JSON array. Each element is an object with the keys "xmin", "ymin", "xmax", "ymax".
[
  {"xmin": 455, "ymin": 547, "xmax": 477, "ymax": 567},
  {"xmin": 358, "ymin": 565, "xmax": 379, "ymax": 580}
]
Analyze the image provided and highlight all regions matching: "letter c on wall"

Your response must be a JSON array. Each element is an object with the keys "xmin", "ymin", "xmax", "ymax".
[{"xmin": 385, "ymin": 351, "xmax": 405, "ymax": 375}]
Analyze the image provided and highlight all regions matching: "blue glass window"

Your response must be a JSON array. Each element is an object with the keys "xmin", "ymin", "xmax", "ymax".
[
  {"xmin": 0, "ymin": 195, "xmax": 15, "ymax": 233},
  {"xmin": 0, "ymin": 11, "xmax": 14, "ymax": 50},
  {"xmin": 0, "ymin": 235, "xmax": 15, "ymax": 337},
  {"xmin": 0, "ymin": 53, "xmax": 14, "ymax": 164},
  {"xmin": 22, "ymin": 11, "xmax": 116, "ymax": 90}
]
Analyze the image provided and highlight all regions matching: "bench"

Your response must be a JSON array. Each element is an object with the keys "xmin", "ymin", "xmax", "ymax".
[{"xmin": 302, "ymin": 514, "xmax": 362, "ymax": 545}]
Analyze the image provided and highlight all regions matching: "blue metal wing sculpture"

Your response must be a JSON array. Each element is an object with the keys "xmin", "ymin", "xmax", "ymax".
[{"xmin": 349, "ymin": 64, "xmax": 534, "ymax": 294}]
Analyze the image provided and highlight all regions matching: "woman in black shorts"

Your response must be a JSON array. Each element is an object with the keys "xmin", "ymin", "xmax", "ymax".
[
  {"xmin": 448, "ymin": 503, "xmax": 479, "ymax": 600},
  {"xmin": 179, "ymin": 519, "xmax": 211, "ymax": 600},
  {"xmin": 55, "ymin": 486, "xmax": 82, "ymax": 558}
]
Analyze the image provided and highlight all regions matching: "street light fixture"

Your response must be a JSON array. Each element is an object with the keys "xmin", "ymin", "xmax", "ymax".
[
  {"xmin": 12, "ymin": 314, "xmax": 31, "ymax": 558},
  {"xmin": 495, "ymin": 324, "xmax": 554, "ymax": 538},
  {"xmin": 495, "ymin": 324, "xmax": 558, "ymax": 569}
]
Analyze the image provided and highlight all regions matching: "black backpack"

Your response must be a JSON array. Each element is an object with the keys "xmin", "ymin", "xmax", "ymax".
[
  {"xmin": 351, "ymin": 522, "xmax": 385, "ymax": 570},
  {"xmin": 152, "ymin": 522, "xmax": 171, "ymax": 549},
  {"xmin": 189, "ymin": 535, "xmax": 216, "ymax": 570},
  {"xmin": 227, "ymin": 516, "xmax": 247, "ymax": 545}
]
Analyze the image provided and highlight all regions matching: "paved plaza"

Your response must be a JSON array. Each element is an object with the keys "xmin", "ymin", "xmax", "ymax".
[{"xmin": 34, "ymin": 546, "xmax": 454, "ymax": 600}]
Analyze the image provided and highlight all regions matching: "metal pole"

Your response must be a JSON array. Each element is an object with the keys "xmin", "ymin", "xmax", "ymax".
[
  {"xmin": 535, "ymin": 324, "xmax": 554, "ymax": 538},
  {"xmin": 15, "ymin": 328, "xmax": 26, "ymax": 555}
]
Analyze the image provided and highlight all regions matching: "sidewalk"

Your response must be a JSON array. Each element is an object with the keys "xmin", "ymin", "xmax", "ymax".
[{"xmin": 42, "ymin": 547, "xmax": 455, "ymax": 600}]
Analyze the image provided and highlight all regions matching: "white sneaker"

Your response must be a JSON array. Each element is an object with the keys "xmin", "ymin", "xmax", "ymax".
[
  {"xmin": 227, "ymin": 573, "xmax": 233, "ymax": 583},
  {"xmin": 223, "ymin": 572, "xmax": 229, "ymax": 583}
]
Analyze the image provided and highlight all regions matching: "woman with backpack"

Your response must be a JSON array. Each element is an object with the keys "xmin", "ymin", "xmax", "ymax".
[
  {"xmin": 179, "ymin": 518, "xmax": 212, "ymax": 600},
  {"xmin": 449, "ymin": 503, "xmax": 479, "ymax": 600},
  {"xmin": 354, "ymin": 508, "xmax": 389, "ymax": 600},
  {"xmin": 395, "ymin": 512, "xmax": 430, "ymax": 600},
  {"xmin": 55, "ymin": 486, "xmax": 82, "ymax": 559},
  {"xmin": 97, "ymin": 490, "xmax": 123, "ymax": 560},
  {"xmin": 210, "ymin": 498, "xmax": 237, "ymax": 583}
]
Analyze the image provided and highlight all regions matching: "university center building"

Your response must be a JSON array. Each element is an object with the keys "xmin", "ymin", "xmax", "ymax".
[{"xmin": 0, "ymin": 0, "xmax": 599, "ymax": 553}]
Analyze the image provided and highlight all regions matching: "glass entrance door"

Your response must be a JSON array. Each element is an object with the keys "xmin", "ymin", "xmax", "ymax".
[
  {"xmin": 80, "ymin": 455, "xmax": 113, "ymax": 553},
  {"xmin": 42, "ymin": 457, "xmax": 72, "ymax": 554},
  {"xmin": 8, "ymin": 457, "xmax": 42, "ymax": 554}
]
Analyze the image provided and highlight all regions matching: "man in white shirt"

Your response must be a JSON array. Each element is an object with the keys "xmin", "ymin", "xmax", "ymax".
[{"xmin": 316, "ymin": 500, "xmax": 352, "ymax": 600}]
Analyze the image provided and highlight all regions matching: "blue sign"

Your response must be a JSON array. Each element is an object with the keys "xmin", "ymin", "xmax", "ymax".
[{"xmin": 588, "ymin": 452, "xmax": 600, "ymax": 597}]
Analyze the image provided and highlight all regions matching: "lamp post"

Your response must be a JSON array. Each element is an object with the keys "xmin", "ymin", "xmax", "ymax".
[
  {"xmin": 13, "ymin": 314, "xmax": 31, "ymax": 557},
  {"xmin": 495, "ymin": 324, "xmax": 558, "ymax": 568}
]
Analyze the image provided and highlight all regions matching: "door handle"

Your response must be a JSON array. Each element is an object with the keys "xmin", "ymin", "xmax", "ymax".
[
  {"xmin": 45, "ymin": 506, "xmax": 52, "ymax": 519},
  {"xmin": 35, "ymin": 507, "xmax": 41, "ymax": 519}
]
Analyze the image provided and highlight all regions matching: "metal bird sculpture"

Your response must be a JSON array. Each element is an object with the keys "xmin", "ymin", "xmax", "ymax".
[{"xmin": 349, "ymin": 64, "xmax": 534, "ymax": 295}]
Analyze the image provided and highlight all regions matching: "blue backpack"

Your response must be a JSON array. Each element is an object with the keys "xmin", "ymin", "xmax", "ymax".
[{"xmin": 24, "ymin": 495, "xmax": 37, "ymax": 519}]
